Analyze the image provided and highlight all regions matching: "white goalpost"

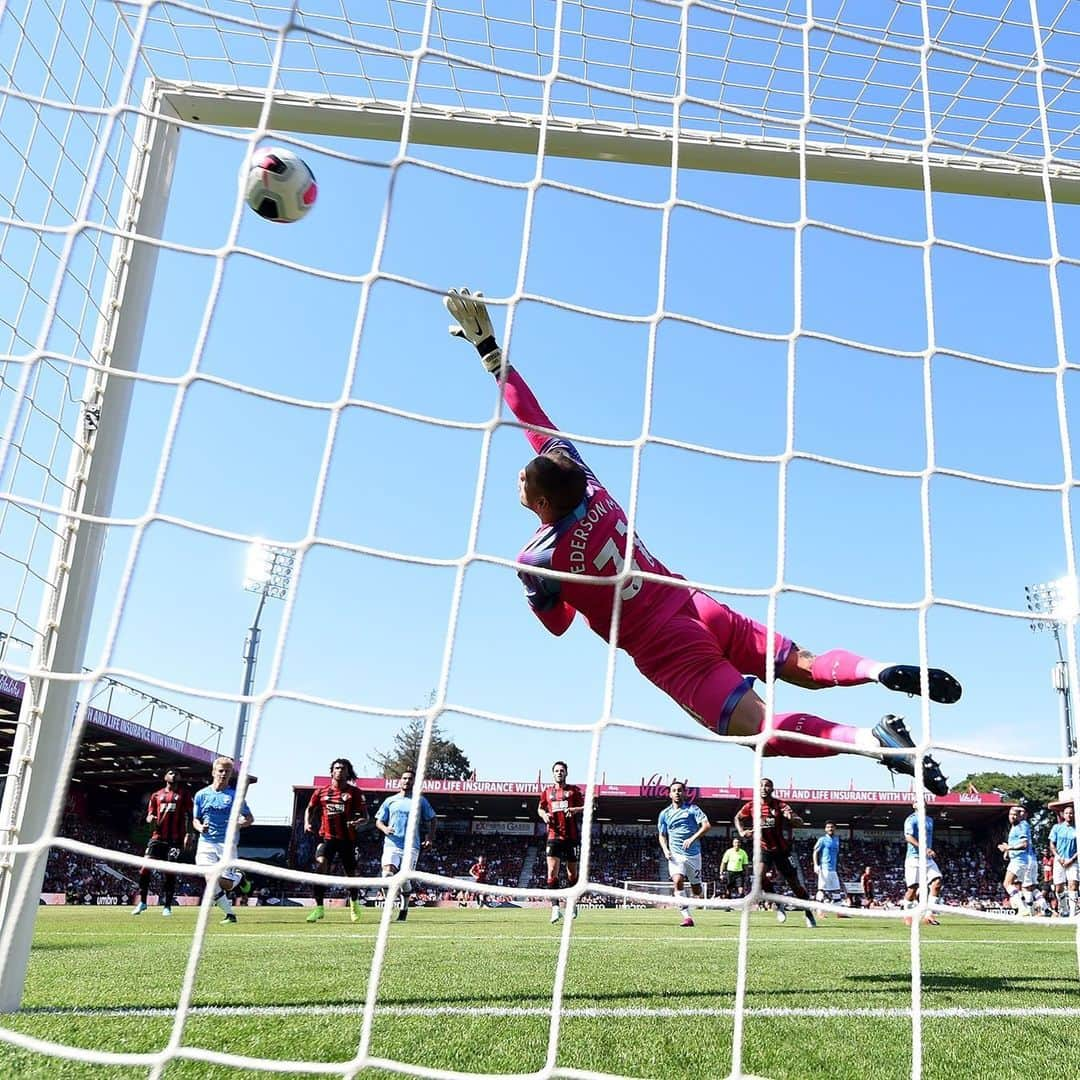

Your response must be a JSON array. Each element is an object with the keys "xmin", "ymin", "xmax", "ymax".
[{"xmin": 1, "ymin": 0, "xmax": 1079, "ymax": 1077}]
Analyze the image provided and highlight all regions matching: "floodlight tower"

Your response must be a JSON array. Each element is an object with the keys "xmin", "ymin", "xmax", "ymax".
[
  {"xmin": 1025, "ymin": 577, "xmax": 1079, "ymax": 791},
  {"xmin": 234, "ymin": 542, "xmax": 294, "ymax": 765}
]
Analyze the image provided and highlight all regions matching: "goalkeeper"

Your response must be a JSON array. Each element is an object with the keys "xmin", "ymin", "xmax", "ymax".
[{"xmin": 445, "ymin": 288, "xmax": 961, "ymax": 795}]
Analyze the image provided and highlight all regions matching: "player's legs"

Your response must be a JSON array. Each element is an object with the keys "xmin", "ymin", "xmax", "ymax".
[
  {"xmin": 1020, "ymin": 857, "xmax": 1041, "ymax": 912},
  {"xmin": 382, "ymin": 841, "xmax": 413, "ymax": 921},
  {"xmin": 308, "ymin": 839, "xmax": 339, "ymax": 922},
  {"xmin": 565, "ymin": 857, "xmax": 580, "ymax": 919},
  {"xmin": 674, "ymin": 854, "xmax": 703, "ymax": 926},
  {"xmin": 923, "ymin": 875, "xmax": 943, "ymax": 924},
  {"xmin": 338, "ymin": 842, "xmax": 362, "ymax": 920},
  {"xmin": 196, "ymin": 841, "xmax": 240, "ymax": 922},
  {"xmin": 1004, "ymin": 860, "xmax": 1035, "ymax": 914},
  {"xmin": 669, "ymin": 868, "xmax": 691, "ymax": 924},
  {"xmin": 775, "ymin": 855, "xmax": 810, "ymax": 903},
  {"xmin": 634, "ymin": 614, "xmax": 950, "ymax": 792},
  {"xmin": 689, "ymin": 592, "xmax": 961, "ymax": 703},
  {"xmin": 668, "ymin": 858, "xmax": 698, "ymax": 925},
  {"xmin": 135, "ymin": 839, "xmax": 167, "ymax": 913},
  {"xmin": 311, "ymin": 841, "xmax": 330, "ymax": 911},
  {"xmin": 815, "ymin": 870, "xmax": 844, "ymax": 910},
  {"xmin": 137, "ymin": 866, "xmax": 151, "ymax": 909},
  {"xmin": 162, "ymin": 847, "xmax": 180, "ymax": 912},
  {"xmin": 770, "ymin": 853, "xmax": 816, "ymax": 927},
  {"xmin": 546, "ymin": 852, "xmax": 563, "ymax": 921}
]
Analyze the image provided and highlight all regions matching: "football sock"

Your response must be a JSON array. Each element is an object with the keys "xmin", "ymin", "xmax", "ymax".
[
  {"xmin": 313, "ymin": 886, "xmax": 326, "ymax": 905},
  {"xmin": 810, "ymin": 650, "xmax": 881, "ymax": 687},
  {"xmin": 214, "ymin": 889, "xmax": 234, "ymax": 916},
  {"xmin": 763, "ymin": 713, "xmax": 859, "ymax": 757},
  {"xmin": 138, "ymin": 869, "xmax": 150, "ymax": 905}
]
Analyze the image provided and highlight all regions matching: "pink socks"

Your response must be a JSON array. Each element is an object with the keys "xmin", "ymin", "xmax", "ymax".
[
  {"xmin": 763, "ymin": 712, "xmax": 859, "ymax": 758},
  {"xmin": 809, "ymin": 649, "xmax": 880, "ymax": 687}
]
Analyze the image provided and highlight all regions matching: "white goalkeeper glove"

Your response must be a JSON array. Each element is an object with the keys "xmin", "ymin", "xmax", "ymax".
[{"xmin": 445, "ymin": 287, "xmax": 504, "ymax": 375}]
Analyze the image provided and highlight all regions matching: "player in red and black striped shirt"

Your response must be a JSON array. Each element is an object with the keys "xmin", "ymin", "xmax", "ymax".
[
  {"xmin": 134, "ymin": 768, "xmax": 193, "ymax": 917},
  {"xmin": 305, "ymin": 758, "xmax": 368, "ymax": 924},
  {"xmin": 538, "ymin": 760, "xmax": 585, "ymax": 923},
  {"xmin": 735, "ymin": 777, "xmax": 816, "ymax": 928},
  {"xmin": 469, "ymin": 855, "xmax": 489, "ymax": 907}
]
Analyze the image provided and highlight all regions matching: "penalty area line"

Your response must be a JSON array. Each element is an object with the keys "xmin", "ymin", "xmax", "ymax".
[{"xmin": 22, "ymin": 1005, "xmax": 1080, "ymax": 1020}]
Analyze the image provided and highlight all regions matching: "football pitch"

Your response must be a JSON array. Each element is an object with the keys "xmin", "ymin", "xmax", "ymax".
[{"xmin": 1, "ymin": 906, "xmax": 1077, "ymax": 1079}]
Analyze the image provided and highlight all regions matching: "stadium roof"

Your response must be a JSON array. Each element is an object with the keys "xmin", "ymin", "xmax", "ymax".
[
  {"xmin": 297, "ymin": 775, "xmax": 1015, "ymax": 833},
  {"xmin": 0, "ymin": 672, "xmax": 223, "ymax": 793}
]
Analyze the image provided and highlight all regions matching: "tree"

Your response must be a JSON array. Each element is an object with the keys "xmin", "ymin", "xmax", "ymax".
[
  {"xmin": 952, "ymin": 771, "xmax": 1063, "ymax": 846},
  {"xmin": 369, "ymin": 716, "xmax": 472, "ymax": 781}
]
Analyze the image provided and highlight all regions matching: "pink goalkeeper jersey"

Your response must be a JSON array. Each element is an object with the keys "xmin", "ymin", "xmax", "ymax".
[{"xmin": 503, "ymin": 368, "xmax": 690, "ymax": 651}]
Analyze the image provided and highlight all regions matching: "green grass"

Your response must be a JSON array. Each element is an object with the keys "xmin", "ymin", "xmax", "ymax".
[{"xmin": 1, "ymin": 906, "xmax": 1078, "ymax": 1079}]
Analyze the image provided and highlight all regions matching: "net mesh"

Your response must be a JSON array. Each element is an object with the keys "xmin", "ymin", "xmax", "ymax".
[{"xmin": 1, "ymin": 0, "xmax": 1079, "ymax": 1077}]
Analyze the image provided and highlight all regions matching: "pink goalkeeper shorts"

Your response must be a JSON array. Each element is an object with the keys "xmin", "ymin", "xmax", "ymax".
[{"xmin": 631, "ymin": 591, "xmax": 793, "ymax": 735}]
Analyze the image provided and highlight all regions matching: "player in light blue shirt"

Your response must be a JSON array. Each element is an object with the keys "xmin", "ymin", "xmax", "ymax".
[
  {"xmin": 657, "ymin": 781, "xmax": 711, "ymax": 927},
  {"xmin": 1049, "ymin": 803, "xmax": 1077, "ymax": 918},
  {"xmin": 812, "ymin": 821, "xmax": 843, "ymax": 907},
  {"xmin": 997, "ymin": 805, "xmax": 1039, "ymax": 914},
  {"xmin": 375, "ymin": 769, "xmax": 437, "ymax": 922},
  {"xmin": 902, "ymin": 803, "xmax": 942, "ymax": 925},
  {"xmin": 192, "ymin": 756, "xmax": 253, "ymax": 924}
]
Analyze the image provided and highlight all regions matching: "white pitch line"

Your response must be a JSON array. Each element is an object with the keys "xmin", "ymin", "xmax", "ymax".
[
  {"xmin": 20, "ymin": 1004, "xmax": 1080, "ymax": 1021},
  {"xmin": 34, "ymin": 931, "xmax": 1079, "ymax": 946}
]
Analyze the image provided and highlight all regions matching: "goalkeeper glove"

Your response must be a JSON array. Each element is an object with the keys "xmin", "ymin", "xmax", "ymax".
[{"xmin": 445, "ymin": 287, "xmax": 504, "ymax": 375}]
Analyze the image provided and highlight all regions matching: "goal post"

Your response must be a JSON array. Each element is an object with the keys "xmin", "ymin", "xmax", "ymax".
[
  {"xmin": 0, "ymin": 86, "xmax": 180, "ymax": 1013},
  {"xmin": 161, "ymin": 82, "xmax": 1080, "ymax": 204}
]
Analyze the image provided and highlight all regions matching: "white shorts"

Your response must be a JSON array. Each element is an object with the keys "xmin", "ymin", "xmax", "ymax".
[
  {"xmin": 667, "ymin": 852, "xmax": 702, "ymax": 885},
  {"xmin": 382, "ymin": 841, "xmax": 419, "ymax": 873},
  {"xmin": 195, "ymin": 839, "xmax": 242, "ymax": 885},
  {"xmin": 1006, "ymin": 857, "xmax": 1038, "ymax": 887},
  {"xmin": 1052, "ymin": 861, "xmax": 1078, "ymax": 886},
  {"xmin": 904, "ymin": 856, "xmax": 942, "ymax": 888},
  {"xmin": 817, "ymin": 870, "xmax": 842, "ymax": 894}
]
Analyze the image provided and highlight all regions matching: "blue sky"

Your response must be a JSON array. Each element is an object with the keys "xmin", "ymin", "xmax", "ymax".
[
  {"xmin": 3, "ymin": 0, "xmax": 1080, "ymax": 820},
  {"xmin": 74, "ymin": 128, "xmax": 1080, "ymax": 817}
]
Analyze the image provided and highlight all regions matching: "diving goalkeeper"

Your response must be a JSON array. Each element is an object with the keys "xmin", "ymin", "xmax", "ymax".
[{"xmin": 445, "ymin": 288, "xmax": 961, "ymax": 794}]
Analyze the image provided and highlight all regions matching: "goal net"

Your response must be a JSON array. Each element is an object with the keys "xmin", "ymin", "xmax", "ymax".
[
  {"xmin": 1, "ymin": 0, "xmax": 1079, "ymax": 1077},
  {"xmin": 621, "ymin": 879, "xmax": 716, "ymax": 904}
]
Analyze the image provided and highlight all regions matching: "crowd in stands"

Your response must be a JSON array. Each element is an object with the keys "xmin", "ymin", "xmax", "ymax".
[
  {"xmin": 42, "ymin": 801, "xmax": 1007, "ymax": 909},
  {"xmin": 780, "ymin": 835, "xmax": 1000, "ymax": 907},
  {"xmin": 281, "ymin": 824, "xmax": 1003, "ymax": 908},
  {"xmin": 42, "ymin": 816, "xmax": 170, "ymax": 903}
]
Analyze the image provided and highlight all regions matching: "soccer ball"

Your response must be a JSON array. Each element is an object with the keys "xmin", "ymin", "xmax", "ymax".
[{"xmin": 244, "ymin": 147, "xmax": 317, "ymax": 223}]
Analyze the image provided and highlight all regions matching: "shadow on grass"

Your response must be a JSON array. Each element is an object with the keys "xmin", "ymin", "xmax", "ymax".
[
  {"xmin": 846, "ymin": 971, "xmax": 1078, "ymax": 993},
  {"xmin": 18, "ymin": 985, "xmax": 746, "ymax": 1016}
]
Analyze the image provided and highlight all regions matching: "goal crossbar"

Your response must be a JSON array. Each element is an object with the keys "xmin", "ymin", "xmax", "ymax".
[{"xmin": 159, "ymin": 81, "xmax": 1080, "ymax": 205}]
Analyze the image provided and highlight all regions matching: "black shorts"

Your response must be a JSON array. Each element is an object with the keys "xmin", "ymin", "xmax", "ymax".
[
  {"xmin": 760, "ymin": 850, "xmax": 800, "ymax": 888},
  {"xmin": 144, "ymin": 839, "xmax": 182, "ymax": 863},
  {"xmin": 546, "ymin": 839, "xmax": 580, "ymax": 863},
  {"xmin": 315, "ymin": 837, "xmax": 357, "ymax": 874},
  {"xmin": 724, "ymin": 870, "xmax": 745, "ymax": 889}
]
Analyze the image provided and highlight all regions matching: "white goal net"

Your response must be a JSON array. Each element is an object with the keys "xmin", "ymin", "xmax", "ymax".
[{"xmin": 1, "ymin": 0, "xmax": 1079, "ymax": 1077}]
